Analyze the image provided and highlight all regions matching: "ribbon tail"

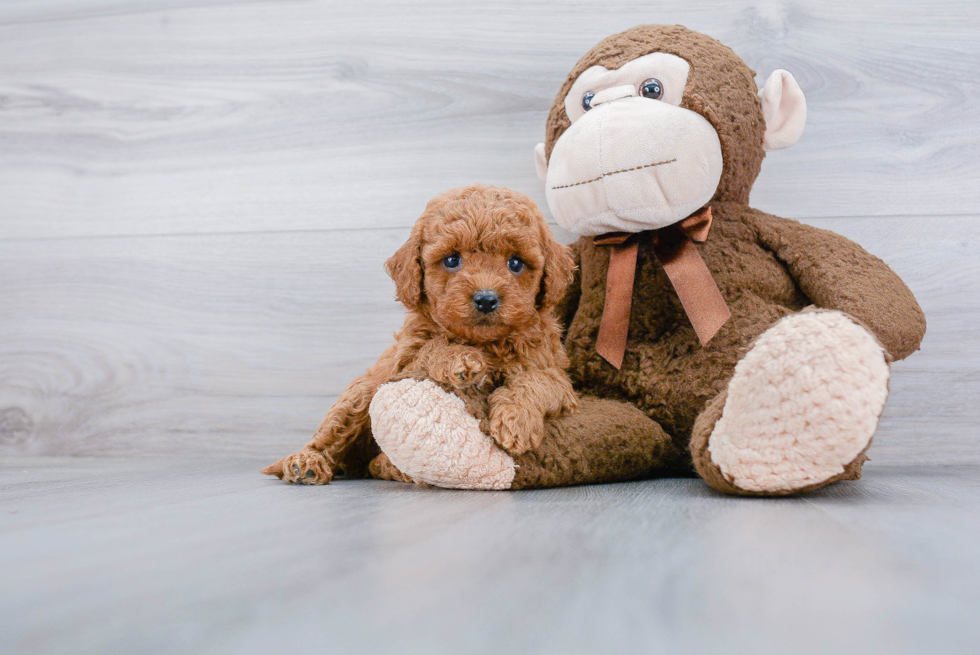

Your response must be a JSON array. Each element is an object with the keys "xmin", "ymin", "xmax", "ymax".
[
  {"xmin": 596, "ymin": 240, "xmax": 640, "ymax": 369},
  {"xmin": 656, "ymin": 234, "xmax": 731, "ymax": 346}
]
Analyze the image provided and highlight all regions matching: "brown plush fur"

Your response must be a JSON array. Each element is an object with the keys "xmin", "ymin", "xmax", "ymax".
[
  {"xmin": 511, "ymin": 396, "xmax": 684, "ymax": 489},
  {"xmin": 262, "ymin": 185, "xmax": 577, "ymax": 484},
  {"xmin": 558, "ymin": 205, "xmax": 925, "ymax": 450},
  {"xmin": 527, "ymin": 25, "xmax": 927, "ymax": 492}
]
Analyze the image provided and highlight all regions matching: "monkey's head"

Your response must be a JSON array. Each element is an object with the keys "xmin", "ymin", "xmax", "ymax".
[{"xmin": 535, "ymin": 25, "xmax": 807, "ymax": 236}]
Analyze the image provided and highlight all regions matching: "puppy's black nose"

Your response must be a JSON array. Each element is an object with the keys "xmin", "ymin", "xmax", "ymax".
[{"xmin": 472, "ymin": 290, "xmax": 499, "ymax": 314}]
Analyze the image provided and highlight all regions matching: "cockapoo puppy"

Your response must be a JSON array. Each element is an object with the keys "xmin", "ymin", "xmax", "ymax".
[{"xmin": 263, "ymin": 185, "xmax": 577, "ymax": 484}]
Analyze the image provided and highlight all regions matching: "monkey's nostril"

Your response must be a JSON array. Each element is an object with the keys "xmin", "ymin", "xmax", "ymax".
[{"xmin": 472, "ymin": 290, "xmax": 499, "ymax": 314}]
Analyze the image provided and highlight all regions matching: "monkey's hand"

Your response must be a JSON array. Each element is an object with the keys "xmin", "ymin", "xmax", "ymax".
[
  {"xmin": 424, "ymin": 344, "xmax": 489, "ymax": 390},
  {"xmin": 488, "ymin": 387, "xmax": 546, "ymax": 456},
  {"xmin": 261, "ymin": 448, "xmax": 334, "ymax": 485}
]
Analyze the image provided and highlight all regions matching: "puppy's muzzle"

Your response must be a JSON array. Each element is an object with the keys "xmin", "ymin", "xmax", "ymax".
[{"xmin": 472, "ymin": 289, "xmax": 499, "ymax": 314}]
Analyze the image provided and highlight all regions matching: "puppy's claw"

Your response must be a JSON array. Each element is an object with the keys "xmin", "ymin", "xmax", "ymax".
[{"xmin": 260, "ymin": 460, "xmax": 285, "ymax": 479}]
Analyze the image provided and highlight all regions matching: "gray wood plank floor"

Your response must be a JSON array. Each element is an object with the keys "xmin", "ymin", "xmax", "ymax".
[
  {"xmin": 2, "ymin": 457, "xmax": 979, "ymax": 655},
  {"xmin": 1, "ymin": 1, "xmax": 979, "ymax": 652}
]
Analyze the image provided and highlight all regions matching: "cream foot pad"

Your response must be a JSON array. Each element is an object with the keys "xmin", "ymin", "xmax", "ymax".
[
  {"xmin": 708, "ymin": 311, "xmax": 890, "ymax": 493},
  {"xmin": 369, "ymin": 379, "xmax": 515, "ymax": 490}
]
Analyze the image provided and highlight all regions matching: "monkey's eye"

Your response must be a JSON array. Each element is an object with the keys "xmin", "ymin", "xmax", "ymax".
[
  {"xmin": 507, "ymin": 256, "xmax": 525, "ymax": 274},
  {"xmin": 443, "ymin": 253, "xmax": 462, "ymax": 271},
  {"xmin": 582, "ymin": 91, "xmax": 596, "ymax": 112},
  {"xmin": 640, "ymin": 78, "xmax": 664, "ymax": 100}
]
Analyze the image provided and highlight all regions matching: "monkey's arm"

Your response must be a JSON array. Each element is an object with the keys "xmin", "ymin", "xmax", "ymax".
[
  {"xmin": 554, "ymin": 238, "xmax": 584, "ymax": 336},
  {"xmin": 752, "ymin": 210, "xmax": 926, "ymax": 360}
]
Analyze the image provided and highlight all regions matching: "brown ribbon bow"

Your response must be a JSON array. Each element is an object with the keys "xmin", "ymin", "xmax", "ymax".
[{"xmin": 593, "ymin": 206, "xmax": 731, "ymax": 369}]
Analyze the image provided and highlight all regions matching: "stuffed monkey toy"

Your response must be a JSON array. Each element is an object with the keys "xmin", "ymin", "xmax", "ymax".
[{"xmin": 369, "ymin": 24, "xmax": 926, "ymax": 495}]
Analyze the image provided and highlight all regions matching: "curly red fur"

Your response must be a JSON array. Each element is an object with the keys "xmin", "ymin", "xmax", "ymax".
[{"xmin": 263, "ymin": 185, "xmax": 577, "ymax": 484}]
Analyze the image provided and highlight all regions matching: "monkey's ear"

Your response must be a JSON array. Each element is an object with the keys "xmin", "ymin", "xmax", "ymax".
[
  {"xmin": 385, "ymin": 224, "xmax": 424, "ymax": 310},
  {"xmin": 534, "ymin": 143, "xmax": 548, "ymax": 181},
  {"xmin": 537, "ymin": 231, "xmax": 575, "ymax": 310},
  {"xmin": 759, "ymin": 70, "xmax": 807, "ymax": 151}
]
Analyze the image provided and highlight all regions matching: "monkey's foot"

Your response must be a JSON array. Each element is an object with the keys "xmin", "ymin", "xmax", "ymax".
[
  {"xmin": 369, "ymin": 379, "xmax": 516, "ymax": 490},
  {"xmin": 692, "ymin": 310, "xmax": 890, "ymax": 495}
]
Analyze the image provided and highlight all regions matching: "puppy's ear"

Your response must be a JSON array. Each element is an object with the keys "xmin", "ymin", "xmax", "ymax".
[
  {"xmin": 537, "ymin": 227, "xmax": 575, "ymax": 310},
  {"xmin": 385, "ymin": 222, "xmax": 424, "ymax": 309}
]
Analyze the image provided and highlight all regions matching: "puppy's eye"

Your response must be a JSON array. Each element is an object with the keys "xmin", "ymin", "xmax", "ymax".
[
  {"xmin": 582, "ymin": 91, "xmax": 595, "ymax": 112},
  {"xmin": 507, "ymin": 256, "xmax": 525, "ymax": 273},
  {"xmin": 640, "ymin": 78, "xmax": 664, "ymax": 100},
  {"xmin": 443, "ymin": 253, "xmax": 462, "ymax": 271}
]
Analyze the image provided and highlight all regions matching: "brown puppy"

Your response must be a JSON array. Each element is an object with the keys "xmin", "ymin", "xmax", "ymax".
[{"xmin": 263, "ymin": 185, "xmax": 577, "ymax": 484}]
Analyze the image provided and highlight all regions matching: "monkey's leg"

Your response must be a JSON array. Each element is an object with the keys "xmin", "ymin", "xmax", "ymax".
[
  {"xmin": 510, "ymin": 397, "xmax": 681, "ymax": 489},
  {"xmin": 690, "ymin": 310, "xmax": 889, "ymax": 496},
  {"xmin": 368, "ymin": 378, "xmax": 679, "ymax": 490},
  {"xmin": 368, "ymin": 379, "xmax": 514, "ymax": 490}
]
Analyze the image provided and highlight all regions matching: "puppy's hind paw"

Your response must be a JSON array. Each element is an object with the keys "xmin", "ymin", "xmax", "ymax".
[
  {"xmin": 262, "ymin": 449, "xmax": 334, "ymax": 485},
  {"xmin": 368, "ymin": 452, "xmax": 416, "ymax": 483}
]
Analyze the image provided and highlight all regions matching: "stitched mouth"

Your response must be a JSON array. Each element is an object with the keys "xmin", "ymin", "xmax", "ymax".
[{"xmin": 551, "ymin": 158, "xmax": 677, "ymax": 190}]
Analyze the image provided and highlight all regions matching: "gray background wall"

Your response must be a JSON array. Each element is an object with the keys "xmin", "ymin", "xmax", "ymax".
[{"xmin": 1, "ymin": 0, "xmax": 978, "ymax": 463}]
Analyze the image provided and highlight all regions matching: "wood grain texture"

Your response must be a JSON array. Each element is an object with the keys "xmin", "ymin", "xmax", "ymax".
[
  {"xmin": 1, "ymin": 1, "xmax": 977, "ymax": 463},
  {"xmin": 0, "ymin": 0, "xmax": 978, "ymax": 240},
  {"xmin": 2, "ymin": 457, "xmax": 979, "ymax": 654},
  {"xmin": 1, "ymin": 216, "xmax": 977, "ymax": 463}
]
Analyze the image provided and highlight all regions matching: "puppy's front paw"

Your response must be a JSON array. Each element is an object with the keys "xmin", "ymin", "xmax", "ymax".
[
  {"xmin": 429, "ymin": 347, "xmax": 488, "ymax": 389},
  {"xmin": 261, "ymin": 449, "xmax": 334, "ymax": 485},
  {"xmin": 489, "ymin": 400, "xmax": 545, "ymax": 456}
]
